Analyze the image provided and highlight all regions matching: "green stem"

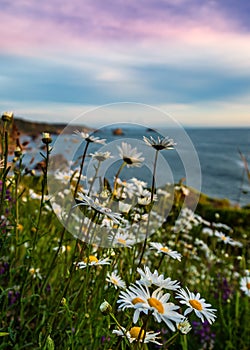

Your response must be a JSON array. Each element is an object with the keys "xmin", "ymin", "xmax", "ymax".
[
  {"xmin": 0, "ymin": 128, "xmax": 9, "ymax": 216},
  {"xmin": 33, "ymin": 142, "xmax": 50, "ymax": 249},
  {"xmin": 163, "ymin": 332, "xmax": 179, "ymax": 347},
  {"xmin": 41, "ymin": 239, "xmax": 79, "ymax": 348},
  {"xmin": 74, "ymin": 140, "xmax": 90, "ymax": 198},
  {"xmin": 137, "ymin": 151, "xmax": 159, "ymax": 267},
  {"xmin": 138, "ymin": 313, "xmax": 151, "ymax": 348},
  {"xmin": 110, "ymin": 313, "xmax": 131, "ymax": 348},
  {"xmin": 41, "ymin": 161, "xmax": 90, "ymax": 293},
  {"xmin": 40, "ymin": 226, "xmax": 66, "ymax": 293},
  {"xmin": 137, "ymin": 212, "xmax": 151, "ymax": 267},
  {"xmin": 156, "ymin": 253, "xmax": 164, "ymax": 270},
  {"xmin": 151, "ymin": 150, "xmax": 159, "ymax": 202},
  {"xmin": 14, "ymin": 157, "xmax": 22, "ymax": 255},
  {"xmin": 88, "ymin": 160, "xmax": 101, "ymax": 196},
  {"xmin": 180, "ymin": 334, "xmax": 188, "ymax": 350}
]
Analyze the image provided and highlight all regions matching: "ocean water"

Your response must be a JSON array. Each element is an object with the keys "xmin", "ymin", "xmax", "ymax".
[
  {"xmin": 185, "ymin": 128, "xmax": 250, "ymax": 206},
  {"xmin": 83, "ymin": 125, "xmax": 250, "ymax": 206},
  {"xmin": 21, "ymin": 126, "xmax": 250, "ymax": 206}
]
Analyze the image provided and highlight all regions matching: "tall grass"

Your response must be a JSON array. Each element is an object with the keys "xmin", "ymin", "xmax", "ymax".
[{"xmin": 0, "ymin": 113, "xmax": 249, "ymax": 349}]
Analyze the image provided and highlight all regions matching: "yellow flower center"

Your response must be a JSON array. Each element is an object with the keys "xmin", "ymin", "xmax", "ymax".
[
  {"xmin": 111, "ymin": 278, "xmax": 118, "ymax": 285},
  {"xmin": 129, "ymin": 327, "xmax": 145, "ymax": 340},
  {"xmin": 132, "ymin": 297, "xmax": 144, "ymax": 305},
  {"xmin": 17, "ymin": 224, "xmax": 23, "ymax": 231},
  {"xmin": 246, "ymin": 282, "xmax": 250, "ymax": 290},
  {"xmin": 117, "ymin": 238, "xmax": 126, "ymax": 245},
  {"xmin": 147, "ymin": 297, "xmax": 164, "ymax": 314},
  {"xmin": 160, "ymin": 247, "xmax": 169, "ymax": 253},
  {"xmin": 83, "ymin": 255, "xmax": 99, "ymax": 263},
  {"xmin": 221, "ymin": 235, "xmax": 226, "ymax": 240},
  {"xmin": 189, "ymin": 299, "xmax": 203, "ymax": 310}
]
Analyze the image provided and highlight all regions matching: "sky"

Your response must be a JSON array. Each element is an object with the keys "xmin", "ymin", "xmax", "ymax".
[{"xmin": 1, "ymin": 0, "xmax": 250, "ymax": 127}]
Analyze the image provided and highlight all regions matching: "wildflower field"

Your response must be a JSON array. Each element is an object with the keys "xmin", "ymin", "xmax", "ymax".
[{"xmin": 0, "ymin": 112, "xmax": 249, "ymax": 349}]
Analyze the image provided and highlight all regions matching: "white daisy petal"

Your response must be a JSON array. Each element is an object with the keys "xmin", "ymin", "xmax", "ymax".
[
  {"xmin": 176, "ymin": 287, "xmax": 217, "ymax": 324},
  {"xmin": 240, "ymin": 276, "xmax": 250, "ymax": 297},
  {"xmin": 143, "ymin": 135, "xmax": 176, "ymax": 151},
  {"xmin": 113, "ymin": 326, "xmax": 162, "ymax": 345},
  {"xmin": 117, "ymin": 142, "xmax": 144, "ymax": 168},
  {"xmin": 150, "ymin": 242, "xmax": 182, "ymax": 261}
]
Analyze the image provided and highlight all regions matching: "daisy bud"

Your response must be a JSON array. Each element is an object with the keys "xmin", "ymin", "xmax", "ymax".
[
  {"xmin": 1, "ymin": 111, "xmax": 13, "ymax": 123},
  {"xmin": 61, "ymin": 297, "xmax": 67, "ymax": 306},
  {"xmin": 42, "ymin": 132, "xmax": 52, "ymax": 144},
  {"xmin": 177, "ymin": 319, "xmax": 192, "ymax": 334},
  {"xmin": 100, "ymin": 300, "xmax": 112, "ymax": 315},
  {"xmin": 14, "ymin": 146, "xmax": 22, "ymax": 157}
]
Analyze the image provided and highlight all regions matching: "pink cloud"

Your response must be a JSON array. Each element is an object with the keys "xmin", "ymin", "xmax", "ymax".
[{"xmin": 0, "ymin": 0, "xmax": 247, "ymax": 55}]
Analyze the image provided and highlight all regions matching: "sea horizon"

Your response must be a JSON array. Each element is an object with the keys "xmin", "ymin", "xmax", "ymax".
[{"xmin": 18, "ymin": 125, "xmax": 250, "ymax": 207}]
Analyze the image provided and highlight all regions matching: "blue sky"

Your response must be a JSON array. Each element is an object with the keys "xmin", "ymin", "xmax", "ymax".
[{"xmin": 1, "ymin": 0, "xmax": 250, "ymax": 127}]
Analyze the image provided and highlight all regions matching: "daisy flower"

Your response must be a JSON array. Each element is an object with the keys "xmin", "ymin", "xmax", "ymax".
[
  {"xmin": 74, "ymin": 193, "xmax": 123, "ymax": 224},
  {"xmin": 118, "ymin": 202, "xmax": 132, "ymax": 213},
  {"xmin": 137, "ymin": 189, "xmax": 157, "ymax": 205},
  {"xmin": 109, "ymin": 231, "xmax": 136, "ymax": 248},
  {"xmin": 239, "ymin": 276, "xmax": 250, "ymax": 297},
  {"xmin": 115, "ymin": 178, "xmax": 136, "ymax": 199},
  {"xmin": 142, "ymin": 286, "xmax": 185, "ymax": 331},
  {"xmin": 202, "ymin": 227, "xmax": 214, "ymax": 236},
  {"xmin": 137, "ymin": 266, "xmax": 180, "ymax": 291},
  {"xmin": 52, "ymin": 245, "xmax": 70, "ymax": 254},
  {"xmin": 176, "ymin": 287, "xmax": 217, "ymax": 324},
  {"xmin": 29, "ymin": 267, "xmax": 42, "ymax": 280},
  {"xmin": 130, "ymin": 177, "xmax": 148, "ymax": 192},
  {"xmin": 54, "ymin": 169, "xmax": 84, "ymax": 185},
  {"xmin": 172, "ymin": 208, "xmax": 200, "ymax": 233},
  {"xmin": 117, "ymin": 142, "xmax": 144, "ymax": 168},
  {"xmin": 74, "ymin": 130, "xmax": 106, "ymax": 144},
  {"xmin": 106, "ymin": 271, "xmax": 126, "ymax": 289},
  {"xmin": 113, "ymin": 326, "xmax": 162, "ymax": 345},
  {"xmin": 75, "ymin": 255, "xmax": 111, "ymax": 269},
  {"xmin": 90, "ymin": 151, "xmax": 113, "ymax": 162},
  {"xmin": 150, "ymin": 242, "xmax": 182, "ymax": 261},
  {"xmin": 214, "ymin": 231, "xmax": 234, "ymax": 245},
  {"xmin": 118, "ymin": 283, "xmax": 184, "ymax": 330},
  {"xmin": 117, "ymin": 283, "xmax": 149, "ymax": 323},
  {"xmin": 143, "ymin": 135, "xmax": 176, "ymax": 151}
]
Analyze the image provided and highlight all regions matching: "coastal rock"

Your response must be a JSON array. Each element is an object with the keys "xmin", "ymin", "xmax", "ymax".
[{"xmin": 112, "ymin": 128, "xmax": 124, "ymax": 136}]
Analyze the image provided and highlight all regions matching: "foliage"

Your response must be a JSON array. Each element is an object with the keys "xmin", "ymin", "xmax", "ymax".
[{"xmin": 0, "ymin": 114, "xmax": 249, "ymax": 350}]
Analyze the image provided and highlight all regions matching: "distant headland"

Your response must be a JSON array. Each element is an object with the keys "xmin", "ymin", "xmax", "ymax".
[{"xmin": 12, "ymin": 117, "xmax": 91, "ymax": 138}]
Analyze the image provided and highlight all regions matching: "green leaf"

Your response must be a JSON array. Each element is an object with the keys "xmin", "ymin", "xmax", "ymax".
[
  {"xmin": 0, "ymin": 332, "xmax": 9, "ymax": 337},
  {"xmin": 44, "ymin": 335, "xmax": 55, "ymax": 350}
]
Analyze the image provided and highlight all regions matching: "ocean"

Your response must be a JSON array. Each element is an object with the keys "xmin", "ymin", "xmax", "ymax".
[
  {"xmin": 184, "ymin": 128, "xmax": 250, "ymax": 206},
  {"xmin": 21, "ymin": 126, "xmax": 250, "ymax": 206}
]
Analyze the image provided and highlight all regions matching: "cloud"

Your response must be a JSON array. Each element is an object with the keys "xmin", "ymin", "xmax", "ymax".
[
  {"xmin": 3, "ymin": 96, "xmax": 250, "ymax": 127},
  {"xmin": 1, "ymin": 0, "xmax": 249, "ymax": 52},
  {"xmin": 0, "ymin": 0, "xmax": 250, "ymax": 126}
]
